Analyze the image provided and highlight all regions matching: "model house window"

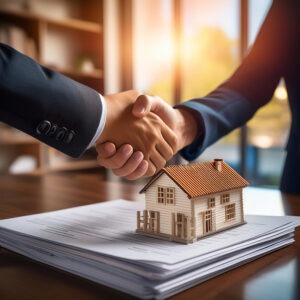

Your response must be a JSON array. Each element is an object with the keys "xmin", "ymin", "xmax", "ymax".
[
  {"xmin": 166, "ymin": 187, "xmax": 175, "ymax": 204},
  {"xmin": 220, "ymin": 193, "xmax": 230, "ymax": 204},
  {"xmin": 157, "ymin": 187, "xmax": 165, "ymax": 203},
  {"xmin": 225, "ymin": 203, "xmax": 236, "ymax": 221},
  {"xmin": 157, "ymin": 186, "xmax": 175, "ymax": 204},
  {"xmin": 207, "ymin": 198, "xmax": 215, "ymax": 208}
]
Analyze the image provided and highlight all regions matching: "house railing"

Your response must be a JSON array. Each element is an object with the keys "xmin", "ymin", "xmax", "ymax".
[
  {"xmin": 137, "ymin": 210, "xmax": 160, "ymax": 233},
  {"xmin": 172, "ymin": 213, "xmax": 195, "ymax": 242}
]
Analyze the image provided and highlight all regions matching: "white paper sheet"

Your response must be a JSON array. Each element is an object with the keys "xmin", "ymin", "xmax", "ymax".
[
  {"xmin": 1, "ymin": 199, "xmax": 299, "ymax": 299},
  {"xmin": 0, "ymin": 200, "xmax": 298, "ymax": 264}
]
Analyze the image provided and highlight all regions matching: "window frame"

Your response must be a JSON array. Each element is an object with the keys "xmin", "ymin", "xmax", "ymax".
[
  {"xmin": 225, "ymin": 203, "xmax": 236, "ymax": 221},
  {"xmin": 124, "ymin": 0, "xmax": 251, "ymax": 178},
  {"xmin": 157, "ymin": 186, "xmax": 175, "ymax": 205},
  {"xmin": 208, "ymin": 198, "xmax": 216, "ymax": 208},
  {"xmin": 220, "ymin": 193, "xmax": 230, "ymax": 205}
]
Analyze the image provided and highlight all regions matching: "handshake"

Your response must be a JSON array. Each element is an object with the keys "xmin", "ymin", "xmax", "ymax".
[{"xmin": 95, "ymin": 90, "xmax": 198, "ymax": 180}]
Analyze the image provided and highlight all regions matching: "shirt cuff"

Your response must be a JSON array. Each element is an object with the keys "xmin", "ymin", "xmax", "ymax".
[{"xmin": 86, "ymin": 94, "xmax": 107, "ymax": 149}]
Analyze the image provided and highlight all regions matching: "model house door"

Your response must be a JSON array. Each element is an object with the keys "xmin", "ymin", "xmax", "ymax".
[
  {"xmin": 149, "ymin": 211, "xmax": 159, "ymax": 232},
  {"xmin": 203, "ymin": 210, "xmax": 214, "ymax": 234},
  {"xmin": 176, "ymin": 213, "xmax": 187, "ymax": 238}
]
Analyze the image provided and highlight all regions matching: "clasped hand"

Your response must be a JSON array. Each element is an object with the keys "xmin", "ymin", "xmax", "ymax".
[
  {"xmin": 96, "ymin": 90, "xmax": 198, "ymax": 180},
  {"xmin": 96, "ymin": 90, "xmax": 178, "ymax": 178}
]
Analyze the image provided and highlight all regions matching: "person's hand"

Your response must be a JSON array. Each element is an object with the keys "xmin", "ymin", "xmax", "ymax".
[
  {"xmin": 96, "ymin": 95, "xmax": 198, "ymax": 179},
  {"xmin": 97, "ymin": 142, "xmax": 150, "ymax": 179},
  {"xmin": 96, "ymin": 90, "xmax": 178, "ymax": 177}
]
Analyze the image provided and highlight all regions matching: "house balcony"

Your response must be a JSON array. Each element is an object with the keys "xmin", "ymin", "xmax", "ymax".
[
  {"xmin": 136, "ymin": 210, "xmax": 160, "ymax": 234},
  {"xmin": 136, "ymin": 210, "xmax": 196, "ymax": 244}
]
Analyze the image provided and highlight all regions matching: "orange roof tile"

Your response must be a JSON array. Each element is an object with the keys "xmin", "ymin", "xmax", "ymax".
[{"xmin": 140, "ymin": 159, "xmax": 249, "ymax": 198}]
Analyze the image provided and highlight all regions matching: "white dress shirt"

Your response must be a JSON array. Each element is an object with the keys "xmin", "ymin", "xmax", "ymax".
[{"xmin": 87, "ymin": 94, "xmax": 107, "ymax": 149}]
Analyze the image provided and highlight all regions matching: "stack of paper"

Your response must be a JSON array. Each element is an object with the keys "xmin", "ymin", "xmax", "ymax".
[{"xmin": 0, "ymin": 200, "xmax": 299, "ymax": 299}]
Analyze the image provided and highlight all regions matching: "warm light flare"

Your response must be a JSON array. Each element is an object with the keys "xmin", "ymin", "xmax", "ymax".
[
  {"xmin": 274, "ymin": 86, "xmax": 287, "ymax": 101},
  {"xmin": 252, "ymin": 135, "xmax": 274, "ymax": 149},
  {"xmin": 153, "ymin": 37, "xmax": 174, "ymax": 62}
]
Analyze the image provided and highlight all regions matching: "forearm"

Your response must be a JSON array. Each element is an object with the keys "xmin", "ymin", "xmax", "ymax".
[
  {"xmin": 175, "ymin": 0, "xmax": 296, "ymax": 161},
  {"xmin": 0, "ymin": 43, "xmax": 103, "ymax": 157},
  {"xmin": 173, "ymin": 107, "xmax": 198, "ymax": 151},
  {"xmin": 221, "ymin": 0, "xmax": 294, "ymax": 107},
  {"xmin": 177, "ymin": 87, "xmax": 255, "ymax": 161}
]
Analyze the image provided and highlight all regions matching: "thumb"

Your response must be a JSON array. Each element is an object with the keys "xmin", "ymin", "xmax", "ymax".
[
  {"xmin": 132, "ymin": 95, "xmax": 152, "ymax": 118},
  {"xmin": 132, "ymin": 94, "xmax": 175, "ymax": 129}
]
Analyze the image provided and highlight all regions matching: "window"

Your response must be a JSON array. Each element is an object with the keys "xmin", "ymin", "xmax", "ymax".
[
  {"xmin": 157, "ymin": 186, "xmax": 175, "ymax": 205},
  {"xmin": 132, "ymin": 0, "xmax": 174, "ymax": 103},
  {"xmin": 130, "ymin": 0, "xmax": 286, "ymax": 188},
  {"xmin": 166, "ymin": 187, "xmax": 175, "ymax": 204},
  {"xmin": 220, "ymin": 193, "xmax": 230, "ymax": 204},
  {"xmin": 225, "ymin": 203, "xmax": 236, "ymax": 220},
  {"xmin": 157, "ymin": 186, "xmax": 165, "ymax": 204},
  {"xmin": 244, "ymin": 0, "xmax": 289, "ymax": 187},
  {"xmin": 208, "ymin": 198, "xmax": 215, "ymax": 208},
  {"xmin": 181, "ymin": 0, "xmax": 240, "ymax": 169}
]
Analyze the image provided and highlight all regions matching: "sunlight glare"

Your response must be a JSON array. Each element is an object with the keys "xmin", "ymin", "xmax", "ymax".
[
  {"xmin": 154, "ymin": 39, "xmax": 174, "ymax": 62},
  {"xmin": 274, "ymin": 86, "xmax": 287, "ymax": 101},
  {"xmin": 252, "ymin": 135, "xmax": 273, "ymax": 149}
]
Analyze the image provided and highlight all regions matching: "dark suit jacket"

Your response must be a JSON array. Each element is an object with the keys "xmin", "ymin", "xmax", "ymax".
[
  {"xmin": 178, "ymin": 0, "xmax": 300, "ymax": 193},
  {"xmin": 0, "ymin": 43, "xmax": 103, "ymax": 157}
]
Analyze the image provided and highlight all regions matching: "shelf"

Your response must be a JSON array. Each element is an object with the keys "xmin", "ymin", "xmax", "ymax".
[
  {"xmin": 0, "ymin": 0, "xmax": 104, "ymax": 175},
  {"xmin": 0, "ymin": 128, "xmax": 39, "ymax": 146},
  {"xmin": 45, "ymin": 17, "xmax": 101, "ymax": 33},
  {"xmin": 52, "ymin": 66, "xmax": 103, "ymax": 80},
  {"xmin": 33, "ymin": 160, "xmax": 100, "ymax": 175},
  {"xmin": 0, "ymin": 8, "xmax": 102, "ymax": 33}
]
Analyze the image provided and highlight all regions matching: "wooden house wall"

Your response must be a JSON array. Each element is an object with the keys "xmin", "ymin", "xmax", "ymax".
[
  {"xmin": 145, "ymin": 173, "xmax": 191, "ymax": 235},
  {"xmin": 193, "ymin": 189, "xmax": 244, "ymax": 237}
]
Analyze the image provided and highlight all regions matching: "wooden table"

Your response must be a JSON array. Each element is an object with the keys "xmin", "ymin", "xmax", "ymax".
[{"xmin": 0, "ymin": 173, "xmax": 299, "ymax": 300}]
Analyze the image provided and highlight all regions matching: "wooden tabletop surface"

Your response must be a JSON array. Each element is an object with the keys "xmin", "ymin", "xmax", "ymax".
[{"xmin": 0, "ymin": 173, "xmax": 299, "ymax": 300}]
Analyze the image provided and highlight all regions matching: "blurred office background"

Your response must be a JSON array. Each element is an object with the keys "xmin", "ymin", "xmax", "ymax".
[{"xmin": 0, "ymin": 0, "xmax": 290, "ymax": 188}]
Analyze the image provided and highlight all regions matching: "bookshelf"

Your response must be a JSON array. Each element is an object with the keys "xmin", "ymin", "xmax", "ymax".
[{"xmin": 0, "ymin": 0, "xmax": 104, "ymax": 174}]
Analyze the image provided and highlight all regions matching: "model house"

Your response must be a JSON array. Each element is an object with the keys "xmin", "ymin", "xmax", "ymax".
[{"xmin": 136, "ymin": 159, "xmax": 249, "ymax": 243}]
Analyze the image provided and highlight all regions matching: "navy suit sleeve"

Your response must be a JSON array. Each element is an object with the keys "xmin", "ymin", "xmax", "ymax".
[
  {"xmin": 177, "ymin": 0, "xmax": 296, "ymax": 161},
  {"xmin": 0, "ymin": 43, "xmax": 103, "ymax": 157},
  {"xmin": 177, "ymin": 88, "xmax": 255, "ymax": 161}
]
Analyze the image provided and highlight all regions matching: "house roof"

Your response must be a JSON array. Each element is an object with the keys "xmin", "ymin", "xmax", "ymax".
[{"xmin": 140, "ymin": 159, "xmax": 249, "ymax": 198}]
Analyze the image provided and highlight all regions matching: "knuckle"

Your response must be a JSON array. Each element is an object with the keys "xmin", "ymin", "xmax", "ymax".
[
  {"xmin": 156, "ymin": 160, "xmax": 166, "ymax": 172},
  {"xmin": 170, "ymin": 134, "xmax": 178, "ymax": 149},
  {"xmin": 166, "ymin": 150, "xmax": 174, "ymax": 162}
]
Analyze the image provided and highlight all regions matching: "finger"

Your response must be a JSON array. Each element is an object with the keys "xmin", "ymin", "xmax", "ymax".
[
  {"xmin": 161, "ymin": 125, "xmax": 178, "ymax": 153},
  {"xmin": 144, "ymin": 161, "xmax": 157, "ymax": 177},
  {"xmin": 97, "ymin": 144, "xmax": 133, "ymax": 169},
  {"xmin": 96, "ymin": 142, "xmax": 116, "ymax": 158},
  {"xmin": 124, "ymin": 160, "xmax": 149, "ymax": 180},
  {"xmin": 149, "ymin": 152, "xmax": 166, "ymax": 174},
  {"xmin": 113, "ymin": 151, "xmax": 144, "ymax": 177},
  {"xmin": 155, "ymin": 142, "xmax": 174, "ymax": 162},
  {"xmin": 132, "ymin": 95, "xmax": 152, "ymax": 118}
]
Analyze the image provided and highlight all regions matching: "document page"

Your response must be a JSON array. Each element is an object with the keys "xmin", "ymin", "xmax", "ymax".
[
  {"xmin": 1, "ymin": 199, "xmax": 299, "ymax": 299},
  {"xmin": 0, "ymin": 200, "xmax": 299, "ymax": 265}
]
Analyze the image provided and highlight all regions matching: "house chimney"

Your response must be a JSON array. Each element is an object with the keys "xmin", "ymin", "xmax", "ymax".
[{"xmin": 213, "ymin": 158, "xmax": 223, "ymax": 171}]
